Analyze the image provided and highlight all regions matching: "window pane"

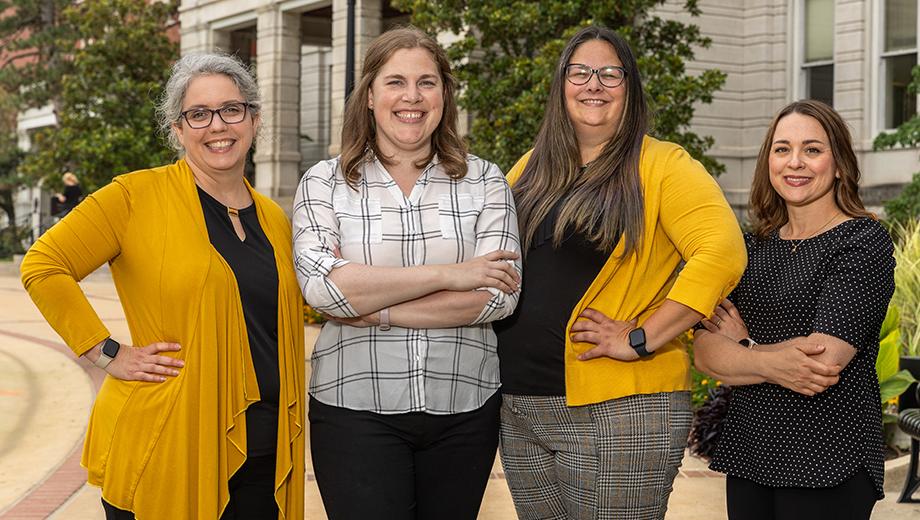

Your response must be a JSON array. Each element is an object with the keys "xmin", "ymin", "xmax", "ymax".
[
  {"xmin": 805, "ymin": 0, "xmax": 834, "ymax": 62},
  {"xmin": 806, "ymin": 64, "xmax": 834, "ymax": 107},
  {"xmin": 885, "ymin": 53, "xmax": 918, "ymax": 129},
  {"xmin": 885, "ymin": 0, "xmax": 918, "ymax": 52}
]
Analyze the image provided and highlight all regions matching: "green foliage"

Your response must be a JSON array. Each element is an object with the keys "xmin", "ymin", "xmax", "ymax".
[
  {"xmin": 877, "ymin": 304, "xmax": 901, "ymax": 383},
  {"xmin": 390, "ymin": 0, "xmax": 726, "ymax": 174},
  {"xmin": 0, "ymin": 87, "xmax": 24, "ymax": 228},
  {"xmin": 17, "ymin": 0, "xmax": 179, "ymax": 191},
  {"xmin": 877, "ymin": 305, "xmax": 917, "ymax": 424},
  {"xmin": 884, "ymin": 172, "xmax": 920, "ymax": 226},
  {"xmin": 0, "ymin": 0, "xmax": 76, "ymax": 110},
  {"xmin": 892, "ymin": 219, "xmax": 920, "ymax": 357},
  {"xmin": 874, "ymin": 65, "xmax": 920, "ymax": 151}
]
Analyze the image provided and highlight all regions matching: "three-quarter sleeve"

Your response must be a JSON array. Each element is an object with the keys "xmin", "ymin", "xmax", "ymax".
[
  {"xmin": 812, "ymin": 221, "xmax": 895, "ymax": 349},
  {"xmin": 657, "ymin": 146, "xmax": 747, "ymax": 316},
  {"xmin": 469, "ymin": 160, "xmax": 522, "ymax": 324},
  {"xmin": 291, "ymin": 160, "xmax": 359, "ymax": 318},
  {"xmin": 20, "ymin": 179, "xmax": 132, "ymax": 355}
]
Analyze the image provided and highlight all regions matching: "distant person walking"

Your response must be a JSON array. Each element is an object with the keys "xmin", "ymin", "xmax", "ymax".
[
  {"xmin": 20, "ymin": 53, "xmax": 305, "ymax": 519},
  {"xmin": 694, "ymin": 100, "xmax": 895, "ymax": 520},
  {"xmin": 52, "ymin": 172, "xmax": 83, "ymax": 218}
]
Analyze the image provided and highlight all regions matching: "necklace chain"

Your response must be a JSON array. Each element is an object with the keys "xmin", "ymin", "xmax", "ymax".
[{"xmin": 788, "ymin": 213, "xmax": 840, "ymax": 253}]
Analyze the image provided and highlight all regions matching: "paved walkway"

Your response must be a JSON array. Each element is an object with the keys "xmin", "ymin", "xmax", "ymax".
[{"xmin": 0, "ymin": 263, "xmax": 918, "ymax": 519}]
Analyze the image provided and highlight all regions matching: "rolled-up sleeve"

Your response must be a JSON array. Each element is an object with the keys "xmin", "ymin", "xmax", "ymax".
[
  {"xmin": 658, "ymin": 147, "xmax": 747, "ymax": 316},
  {"xmin": 292, "ymin": 160, "xmax": 359, "ymax": 318},
  {"xmin": 470, "ymin": 160, "xmax": 522, "ymax": 324}
]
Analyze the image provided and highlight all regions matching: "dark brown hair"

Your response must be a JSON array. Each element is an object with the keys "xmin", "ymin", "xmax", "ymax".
[
  {"xmin": 512, "ymin": 26, "xmax": 648, "ymax": 256},
  {"xmin": 339, "ymin": 26, "xmax": 467, "ymax": 188},
  {"xmin": 750, "ymin": 100, "xmax": 872, "ymax": 238}
]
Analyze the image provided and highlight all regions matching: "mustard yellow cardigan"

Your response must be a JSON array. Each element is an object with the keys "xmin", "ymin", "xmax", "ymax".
[
  {"xmin": 507, "ymin": 136, "xmax": 746, "ymax": 406},
  {"xmin": 21, "ymin": 160, "xmax": 305, "ymax": 519}
]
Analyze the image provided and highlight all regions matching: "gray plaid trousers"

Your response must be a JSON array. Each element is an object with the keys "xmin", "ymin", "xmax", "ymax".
[{"xmin": 499, "ymin": 392, "xmax": 692, "ymax": 520}]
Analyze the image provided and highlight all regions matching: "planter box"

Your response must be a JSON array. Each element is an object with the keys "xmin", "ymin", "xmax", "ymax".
[{"xmin": 900, "ymin": 356, "xmax": 920, "ymax": 411}]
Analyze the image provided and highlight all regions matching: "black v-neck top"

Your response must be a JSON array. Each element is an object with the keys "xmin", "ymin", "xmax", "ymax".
[
  {"xmin": 198, "ymin": 187, "xmax": 280, "ymax": 456},
  {"xmin": 495, "ymin": 198, "xmax": 608, "ymax": 395}
]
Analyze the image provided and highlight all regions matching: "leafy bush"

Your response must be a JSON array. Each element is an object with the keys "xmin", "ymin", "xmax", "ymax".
[
  {"xmin": 884, "ymin": 173, "xmax": 920, "ymax": 227},
  {"xmin": 892, "ymin": 220, "xmax": 920, "ymax": 357}
]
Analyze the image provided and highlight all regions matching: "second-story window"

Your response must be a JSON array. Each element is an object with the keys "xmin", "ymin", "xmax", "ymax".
[
  {"xmin": 882, "ymin": 0, "xmax": 918, "ymax": 129},
  {"xmin": 803, "ymin": 0, "xmax": 835, "ymax": 106}
]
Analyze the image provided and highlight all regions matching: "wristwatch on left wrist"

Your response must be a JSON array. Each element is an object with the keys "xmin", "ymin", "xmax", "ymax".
[
  {"xmin": 628, "ymin": 327, "xmax": 652, "ymax": 358},
  {"xmin": 93, "ymin": 338, "xmax": 121, "ymax": 369}
]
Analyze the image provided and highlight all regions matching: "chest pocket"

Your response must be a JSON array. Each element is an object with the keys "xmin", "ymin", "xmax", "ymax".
[
  {"xmin": 438, "ymin": 193, "xmax": 481, "ymax": 244},
  {"xmin": 334, "ymin": 195, "xmax": 382, "ymax": 244}
]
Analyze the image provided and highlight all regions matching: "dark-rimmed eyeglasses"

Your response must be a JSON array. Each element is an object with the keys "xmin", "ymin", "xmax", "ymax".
[
  {"xmin": 180, "ymin": 102, "xmax": 253, "ymax": 129},
  {"xmin": 564, "ymin": 64, "xmax": 627, "ymax": 88}
]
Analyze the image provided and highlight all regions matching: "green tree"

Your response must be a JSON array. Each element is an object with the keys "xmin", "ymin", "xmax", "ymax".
[
  {"xmin": 18, "ymin": 0, "xmax": 178, "ymax": 191},
  {"xmin": 874, "ymin": 64, "xmax": 920, "ymax": 225},
  {"xmin": 0, "ymin": 87, "xmax": 22, "ymax": 226},
  {"xmin": 0, "ymin": 0, "xmax": 75, "ymax": 110},
  {"xmin": 391, "ymin": 0, "xmax": 726, "ymax": 174}
]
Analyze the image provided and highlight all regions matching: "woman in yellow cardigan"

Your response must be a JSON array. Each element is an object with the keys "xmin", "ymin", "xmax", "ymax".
[
  {"xmin": 20, "ymin": 53, "xmax": 304, "ymax": 519},
  {"xmin": 493, "ymin": 27, "xmax": 745, "ymax": 519}
]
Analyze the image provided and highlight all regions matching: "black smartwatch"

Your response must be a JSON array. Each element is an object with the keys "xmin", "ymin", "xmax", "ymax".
[
  {"xmin": 628, "ymin": 327, "xmax": 651, "ymax": 357},
  {"xmin": 94, "ymin": 338, "xmax": 121, "ymax": 369}
]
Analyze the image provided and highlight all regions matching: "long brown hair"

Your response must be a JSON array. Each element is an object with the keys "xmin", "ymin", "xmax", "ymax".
[
  {"xmin": 512, "ymin": 27, "xmax": 648, "ymax": 256},
  {"xmin": 750, "ymin": 100, "xmax": 872, "ymax": 238},
  {"xmin": 339, "ymin": 26, "xmax": 467, "ymax": 188}
]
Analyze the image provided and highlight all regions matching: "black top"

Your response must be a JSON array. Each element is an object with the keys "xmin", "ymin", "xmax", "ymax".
[
  {"xmin": 495, "ymin": 200, "xmax": 608, "ymax": 395},
  {"xmin": 198, "ymin": 187, "xmax": 280, "ymax": 456},
  {"xmin": 709, "ymin": 218, "xmax": 894, "ymax": 498}
]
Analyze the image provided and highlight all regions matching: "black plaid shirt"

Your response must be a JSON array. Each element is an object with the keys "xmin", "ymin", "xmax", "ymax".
[{"xmin": 293, "ymin": 154, "xmax": 521, "ymax": 414}]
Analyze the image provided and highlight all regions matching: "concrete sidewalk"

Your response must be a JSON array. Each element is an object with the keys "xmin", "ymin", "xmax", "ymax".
[{"xmin": 0, "ymin": 262, "xmax": 918, "ymax": 519}]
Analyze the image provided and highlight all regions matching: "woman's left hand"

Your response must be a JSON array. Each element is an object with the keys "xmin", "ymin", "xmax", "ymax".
[
  {"xmin": 701, "ymin": 299, "xmax": 749, "ymax": 342},
  {"xmin": 571, "ymin": 309, "xmax": 640, "ymax": 362}
]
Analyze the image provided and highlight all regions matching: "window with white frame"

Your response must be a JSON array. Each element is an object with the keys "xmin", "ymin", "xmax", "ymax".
[
  {"xmin": 881, "ymin": 0, "xmax": 918, "ymax": 129},
  {"xmin": 803, "ymin": 0, "xmax": 834, "ymax": 106}
]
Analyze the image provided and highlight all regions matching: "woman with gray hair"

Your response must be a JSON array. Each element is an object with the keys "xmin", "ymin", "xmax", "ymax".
[{"xmin": 20, "ymin": 52, "xmax": 305, "ymax": 519}]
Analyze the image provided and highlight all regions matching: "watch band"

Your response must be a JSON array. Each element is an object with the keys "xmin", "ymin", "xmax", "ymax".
[
  {"xmin": 739, "ymin": 338, "xmax": 757, "ymax": 349},
  {"xmin": 628, "ymin": 327, "xmax": 652, "ymax": 357},
  {"xmin": 379, "ymin": 307, "xmax": 391, "ymax": 331},
  {"xmin": 94, "ymin": 338, "xmax": 121, "ymax": 369}
]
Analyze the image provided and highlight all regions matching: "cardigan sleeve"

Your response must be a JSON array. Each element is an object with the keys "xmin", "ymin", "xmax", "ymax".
[
  {"xmin": 656, "ymin": 146, "xmax": 746, "ymax": 316},
  {"xmin": 20, "ymin": 179, "xmax": 132, "ymax": 356}
]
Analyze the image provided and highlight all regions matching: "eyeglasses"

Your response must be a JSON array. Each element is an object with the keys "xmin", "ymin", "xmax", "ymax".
[
  {"xmin": 180, "ymin": 102, "xmax": 253, "ymax": 129},
  {"xmin": 564, "ymin": 64, "xmax": 627, "ymax": 88}
]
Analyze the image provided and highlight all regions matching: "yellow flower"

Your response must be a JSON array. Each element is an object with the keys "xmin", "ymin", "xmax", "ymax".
[
  {"xmin": 701, "ymin": 379, "xmax": 709, "ymax": 385},
  {"xmin": 716, "ymin": 381, "xmax": 722, "ymax": 386}
]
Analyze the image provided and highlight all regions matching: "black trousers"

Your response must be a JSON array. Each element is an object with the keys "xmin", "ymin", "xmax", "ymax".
[
  {"xmin": 101, "ymin": 453, "xmax": 277, "ymax": 519},
  {"xmin": 309, "ymin": 392, "xmax": 501, "ymax": 520},
  {"xmin": 726, "ymin": 469, "xmax": 877, "ymax": 520}
]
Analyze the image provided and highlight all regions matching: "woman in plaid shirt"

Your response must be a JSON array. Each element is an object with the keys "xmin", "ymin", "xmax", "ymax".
[{"xmin": 293, "ymin": 27, "xmax": 522, "ymax": 520}]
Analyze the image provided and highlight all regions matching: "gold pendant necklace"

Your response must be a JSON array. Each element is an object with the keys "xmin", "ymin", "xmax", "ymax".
[
  {"xmin": 788, "ymin": 213, "xmax": 840, "ymax": 253},
  {"xmin": 226, "ymin": 206, "xmax": 239, "ymax": 218}
]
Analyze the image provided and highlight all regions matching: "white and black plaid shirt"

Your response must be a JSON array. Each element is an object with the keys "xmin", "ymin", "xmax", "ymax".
[{"xmin": 293, "ymin": 154, "xmax": 521, "ymax": 414}]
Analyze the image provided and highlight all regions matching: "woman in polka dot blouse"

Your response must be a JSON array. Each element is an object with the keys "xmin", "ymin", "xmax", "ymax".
[{"xmin": 693, "ymin": 99, "xmax": 896, "ymax": 520}]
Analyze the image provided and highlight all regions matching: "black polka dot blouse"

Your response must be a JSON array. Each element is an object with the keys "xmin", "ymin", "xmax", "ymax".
[{"xmin": 709, "ymin": 217, "xmax": 895, "ymax": 499}]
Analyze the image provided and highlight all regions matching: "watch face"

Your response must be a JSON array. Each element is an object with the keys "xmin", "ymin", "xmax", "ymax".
[
  {"xmin": 102, "ymin": 338, "xmax": 120, "ymax": 358},
  {"xmin": 628, "ymin": 327, "xmax": 646, "ymax": 347}
]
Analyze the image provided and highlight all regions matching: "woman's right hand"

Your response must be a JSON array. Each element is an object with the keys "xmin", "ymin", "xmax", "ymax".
[
  {"xmin": 760, "ymin": 341, "xmax": 841, "ymax": 396},
  {"xmin": 441, "ymin": 250, "xmax": 520, "ymax": 294},
  {"xmin": 102, "ymin": 342, "xmax": 185, "ymax": 383}
]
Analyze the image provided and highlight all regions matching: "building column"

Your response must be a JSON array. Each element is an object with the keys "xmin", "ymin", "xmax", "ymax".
[
  {"xmin": 329, "ymin": 0, "xmax": 381, "ymax": 156},
  {"xmin": 254, "ymin": 7, "xmax": 302, "ymax": 198}
]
